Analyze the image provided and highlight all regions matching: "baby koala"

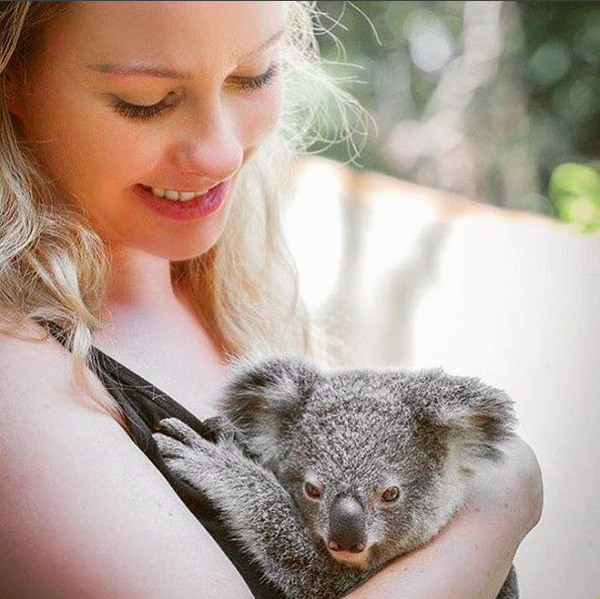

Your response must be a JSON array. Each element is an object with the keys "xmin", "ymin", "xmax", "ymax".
[{"xmin": 153, "ymin": 357, "xmax": 519, "ymax": 599}]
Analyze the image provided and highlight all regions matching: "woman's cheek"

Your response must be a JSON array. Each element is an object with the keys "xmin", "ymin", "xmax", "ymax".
[
  {"xmin": 236, "ymin": 83, "xmax": 283, "ymax": 148},
  {"xmin": 22, "ymin": 82, "xmax": 131, "ymax": 199}
]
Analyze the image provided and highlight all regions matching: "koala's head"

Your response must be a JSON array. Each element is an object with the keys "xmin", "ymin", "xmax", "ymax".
[{"xmin": 220, "ymin": 357, "xmax": 517, "ymax": 571}]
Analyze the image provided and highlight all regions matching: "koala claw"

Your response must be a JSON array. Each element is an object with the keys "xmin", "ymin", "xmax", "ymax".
[
  {"xmin": 152, "ymin": 431, "xmax": 187, "ymax": 461},
  {"xmin": 152, "ymin": 418, "xmax": 216, "ymax": 467},
  {"xmin": 153, "ymin": 417, "xmax": 212, "ymax": 453}
]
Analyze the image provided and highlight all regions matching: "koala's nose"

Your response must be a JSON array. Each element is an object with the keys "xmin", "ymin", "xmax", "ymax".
[{"xmin": 328, "ymin": 495, "xmax": 366, "ymax": 553}]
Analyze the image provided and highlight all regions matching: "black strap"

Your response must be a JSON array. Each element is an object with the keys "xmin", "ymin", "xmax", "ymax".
[{"xmin": 39, "ymin": 318, "xmax": 223, "ymax": 440}]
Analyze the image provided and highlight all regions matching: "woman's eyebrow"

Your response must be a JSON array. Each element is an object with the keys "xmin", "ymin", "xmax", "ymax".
[{"xmin": 84, "ymin": 27, "xmax": 285, "ymax": 80}]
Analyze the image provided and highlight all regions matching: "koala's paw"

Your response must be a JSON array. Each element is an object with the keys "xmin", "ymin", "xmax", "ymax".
[
  {"xmin": 152, "ymin": 418, "xmax": 218, "ymax": 479},
  {"xmin": 153, "ymin": 417, "xmax": 205, "ymax": 447}
]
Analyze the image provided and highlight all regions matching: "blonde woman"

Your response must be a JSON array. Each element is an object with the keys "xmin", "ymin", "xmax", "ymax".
[{"xmin": 0, "ymin": 2, "xmax": 542, "ymax": 598}]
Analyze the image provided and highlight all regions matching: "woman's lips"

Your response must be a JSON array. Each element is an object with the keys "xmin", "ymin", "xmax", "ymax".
[{"xmin": 132, "ymin": 180, "xmax": 229, "ymax": 222}]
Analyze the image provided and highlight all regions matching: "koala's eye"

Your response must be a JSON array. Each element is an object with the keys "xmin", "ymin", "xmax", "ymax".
[
  {"xmin": 382, "ymin": 486, "xmax": 401, "ymax": 502},
  {"xmin": 304, "ymin": 482, "xmax": 323, "ymax": 499}
]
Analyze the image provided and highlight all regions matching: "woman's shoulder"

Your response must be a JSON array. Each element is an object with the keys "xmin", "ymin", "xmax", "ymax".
[
  {"xmin": 0, "ymin": 313, "xmax": 70, "ymax": 396},
  {"xmin": 0, "ymin": 314, "xmax": 90, "ymax": 405},
  {"xmin": 0, "ymin": 313, "xmax": 124, "ymax": 444}
]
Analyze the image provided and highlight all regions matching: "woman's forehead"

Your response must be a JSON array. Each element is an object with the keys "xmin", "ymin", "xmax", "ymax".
[{"xmin": 45, "ymin": 1, "xmax": 286, "ymax": 73}]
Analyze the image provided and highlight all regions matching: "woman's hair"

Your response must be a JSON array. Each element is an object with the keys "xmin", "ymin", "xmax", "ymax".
[{"xmin": 0, "ymin": 1, "xmax": 368, "ymax": 434}]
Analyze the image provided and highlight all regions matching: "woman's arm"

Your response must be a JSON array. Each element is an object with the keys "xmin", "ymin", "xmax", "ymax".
[
  {"xmin": 342, "ymin": 435, "xmax": 543, "ymax": 599},
  {"xmin": 0, "ymin": 325, "xmax": 254, "ymax": 599}
]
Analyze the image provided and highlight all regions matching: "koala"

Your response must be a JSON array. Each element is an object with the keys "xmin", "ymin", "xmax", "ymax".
[{"xmin": 152, "ymin": 357, "xmax": 519, "ymax": 599}]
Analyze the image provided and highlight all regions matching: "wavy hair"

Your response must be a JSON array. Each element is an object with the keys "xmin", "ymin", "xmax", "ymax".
[{"xmin": 0, "ymin": 1, "xmax": 370, "ymax": 434}]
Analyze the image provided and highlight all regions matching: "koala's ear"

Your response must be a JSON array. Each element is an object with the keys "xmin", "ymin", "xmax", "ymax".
[
  {"xmin": 219, "ymin": 356, "xmax": 319, "ymax": 461},
  {"xmin": 413, "ymin": 368, "xmax": 518, "ymax": 463}
]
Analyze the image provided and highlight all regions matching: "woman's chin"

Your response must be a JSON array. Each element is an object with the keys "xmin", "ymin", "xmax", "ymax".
[
  {"xmin": 151, "ymin": 239, "xmax": 220, "ymax": 262},
  {"xmin": 137, "ymin": 209, "xmax": 230, "ymax": 261}
]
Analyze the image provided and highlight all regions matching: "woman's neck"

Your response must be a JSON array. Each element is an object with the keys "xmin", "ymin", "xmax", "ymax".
[{"xmin": 105, "ymin": 245, "xmax": 178, "ymax": 312}]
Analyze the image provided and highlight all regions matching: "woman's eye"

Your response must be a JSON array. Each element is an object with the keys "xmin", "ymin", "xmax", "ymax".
[
  {"xmin": 232, "ymin": 62, "xmax": 280, "ymax": 92},
  {"xmin": 110, "ymin": 90, "xmax": 179, "ymax": 121},
  {"xmin": 111, "ymin": 62, "xmax": 280, "ymax": 122}
]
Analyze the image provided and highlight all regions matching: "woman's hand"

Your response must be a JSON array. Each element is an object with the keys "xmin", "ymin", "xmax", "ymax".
[{"xmin": 341, "ymin": 434, "xmax": 543, "ymax": 599}]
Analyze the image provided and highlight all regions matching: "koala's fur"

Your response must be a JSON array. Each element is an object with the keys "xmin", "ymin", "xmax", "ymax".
[{"xmin": 153, "ymin": 357, "xmax": 519, "ymax": 599}]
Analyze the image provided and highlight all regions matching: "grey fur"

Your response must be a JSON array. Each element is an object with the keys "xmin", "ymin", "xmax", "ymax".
[{"xmin": 152, "ymin": 357, "xmax": 519, "ymax": 598}]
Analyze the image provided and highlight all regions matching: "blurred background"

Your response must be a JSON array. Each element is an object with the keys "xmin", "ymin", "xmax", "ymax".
[
  {"xmin": 282, "ymin": 2, "xmax": 600, "ymax": 598},
  {"xmin": 307, "ymin": 0, "xmax": 600, "ymax": 231}
]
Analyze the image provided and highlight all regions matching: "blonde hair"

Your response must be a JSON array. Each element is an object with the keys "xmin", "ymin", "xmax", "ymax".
[{"xmin": 0, "ymin": 1, "xmax": 369, "ymax": 434}]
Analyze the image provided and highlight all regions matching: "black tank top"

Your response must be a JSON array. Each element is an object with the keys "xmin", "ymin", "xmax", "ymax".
[{"xmin": 42, "ymin": 320, "xmax": 286, "ymax": 599}]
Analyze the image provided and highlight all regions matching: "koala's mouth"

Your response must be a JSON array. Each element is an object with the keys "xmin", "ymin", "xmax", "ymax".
[
  {"xmin": 314, "ymin": 533, "xmax": 374, "ymax": 570},
  {"xmin": 326, "ymin": 545, "xmax": 372, "ymax": 570}
]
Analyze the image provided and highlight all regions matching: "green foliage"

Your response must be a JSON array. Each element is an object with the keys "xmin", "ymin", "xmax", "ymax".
[
  {"xmin": 549, "ymin": 163, "xmax": 600, "ymax": 232},
  {"xmin": 519, "ymin": 2, "xmax": 600, "ymax": 184}
]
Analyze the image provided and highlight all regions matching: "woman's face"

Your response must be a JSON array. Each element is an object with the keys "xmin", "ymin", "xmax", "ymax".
[{"xmin": 8, "ymin": 1, "xmax": 285, "ymax": 260}]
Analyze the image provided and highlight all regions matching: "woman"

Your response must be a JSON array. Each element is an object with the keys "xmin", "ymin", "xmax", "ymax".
[{"xmin": 0, "ymin": 2, "xmax": 542, "ymax": 598}]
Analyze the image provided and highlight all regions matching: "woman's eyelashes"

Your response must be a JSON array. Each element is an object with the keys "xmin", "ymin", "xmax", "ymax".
[
  {"xmin": 232, "ymin": 62, "xmax": 280, "ymax": 92},
  {"xmin": 111, "ymin": 90, "xmax": 180, "ymax": 121},
  {"xmin": 110, "ymin": 62, "xmax": 280, "ymax": 121}
]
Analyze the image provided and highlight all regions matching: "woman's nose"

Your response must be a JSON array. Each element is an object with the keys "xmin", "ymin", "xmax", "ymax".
[{"xmin": 171, "ymin": 107, "xmax": 244, "ymax": 184}]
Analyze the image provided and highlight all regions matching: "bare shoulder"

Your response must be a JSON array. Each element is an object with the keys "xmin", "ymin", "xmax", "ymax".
[
  {"xmin": 0, "ymin": 316, "xmax": 76, "ymax": 402},
  {"xmin": 0, "ymin": 316, "xmax": 253, "ymax": 599}
]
